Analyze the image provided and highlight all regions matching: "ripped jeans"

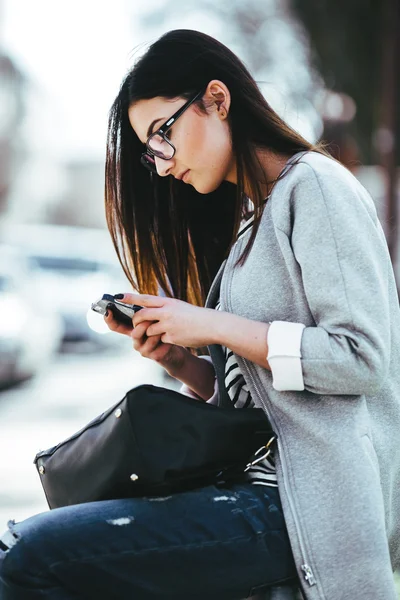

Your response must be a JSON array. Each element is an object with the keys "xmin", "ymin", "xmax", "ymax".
[{"xmin": 0, "ymin": 483, "xmax": 297, "ymax": 600}]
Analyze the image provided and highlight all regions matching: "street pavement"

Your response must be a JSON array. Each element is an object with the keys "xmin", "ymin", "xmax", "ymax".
[{"xmin": 0, "ymin": 339, "xmax": 179, "ymax": 529}]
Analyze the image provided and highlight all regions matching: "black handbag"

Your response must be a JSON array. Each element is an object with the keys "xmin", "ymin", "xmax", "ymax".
[{"xmin": 34, "ymin": 384, "xmax": 275, "ymax": 509}]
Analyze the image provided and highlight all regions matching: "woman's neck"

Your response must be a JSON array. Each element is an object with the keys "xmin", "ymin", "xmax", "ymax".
[{"xmin": 227, "ymin": 149, "xmax": 293, "ymax": 199}]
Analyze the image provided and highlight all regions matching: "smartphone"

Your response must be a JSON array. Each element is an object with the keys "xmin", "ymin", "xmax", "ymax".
[{"xmin": 91, "ymin": 294, "xmax": 143, "ymax": 326}]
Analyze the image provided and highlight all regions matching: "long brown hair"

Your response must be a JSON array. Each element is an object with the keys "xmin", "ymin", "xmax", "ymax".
[{"xmin": 105, "ymin": 29, "xmax": 327, "ymax": 306}]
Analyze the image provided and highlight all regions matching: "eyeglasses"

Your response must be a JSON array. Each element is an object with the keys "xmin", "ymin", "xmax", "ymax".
[{"xmin": 140, "ymin": 88, "xmax": 205, "ymax": 174}]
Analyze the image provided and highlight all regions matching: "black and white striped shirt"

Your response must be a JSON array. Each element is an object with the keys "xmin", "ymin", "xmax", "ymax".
[{"xmin": 215, "ymin": 207, "xmax": 278, "ymax": 488}]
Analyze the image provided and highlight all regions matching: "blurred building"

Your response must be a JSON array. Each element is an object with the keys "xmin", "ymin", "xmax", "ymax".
[
  {"xmin": 0, "ymin": 50, "xmax": 24, "ymax": 216},
  {"xmin": 46, "ymin": 160, "xmax": 106, "ymax": 229},
  {"xmin": 0, "ymin": 42, "xmax": 68, "ymax": 225}
]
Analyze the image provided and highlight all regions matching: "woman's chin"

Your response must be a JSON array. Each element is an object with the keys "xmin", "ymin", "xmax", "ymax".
[{"xmin": 193, "ymin": 178, "xmax": 224, "ymax": 195}]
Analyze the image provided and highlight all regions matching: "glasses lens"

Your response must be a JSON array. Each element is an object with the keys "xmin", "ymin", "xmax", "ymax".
[
  {"xmin": 141, "ymin": 153, "xmax": 157, "ymax": 173},
  {"xmin": 147, "ymin": 134, "xmax": 174, "ymax": 159}
]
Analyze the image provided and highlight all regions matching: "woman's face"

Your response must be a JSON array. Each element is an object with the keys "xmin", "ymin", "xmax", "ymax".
[{"xmin": 128, "ymin": 80, "xmax": 236, "ymax": 194}]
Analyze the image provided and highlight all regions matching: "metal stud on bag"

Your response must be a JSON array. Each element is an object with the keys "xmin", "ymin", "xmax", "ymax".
[
  {"xmin": 39, "ymin": 465, "xmax": 45, "ymax": 475},
  {"xmin": 114, "ymin": 409, "xmax": 122, "ymax": 418},
  {"xmin": 130, "ymin": 474, "xmax": 139, "ymax": 481}
]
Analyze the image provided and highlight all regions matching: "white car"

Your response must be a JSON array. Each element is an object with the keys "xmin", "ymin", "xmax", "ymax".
[
  {"xmin": 1, "ymin": 224, "xmax": 132, "ymax": 346},
  {"xmin": 0, "ymin": 245, "xmax": 64, "ymax": 387}
]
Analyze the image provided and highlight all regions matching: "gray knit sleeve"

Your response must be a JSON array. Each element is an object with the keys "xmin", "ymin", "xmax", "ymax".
[{"xmin": 289, "ymin": 161, "xmax": 393, "ymax": 396}]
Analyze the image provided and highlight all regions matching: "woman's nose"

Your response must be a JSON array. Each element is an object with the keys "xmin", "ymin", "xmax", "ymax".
[{"xmin": 155, "ymin": 156, "xmax": 175, "ymax": 177}]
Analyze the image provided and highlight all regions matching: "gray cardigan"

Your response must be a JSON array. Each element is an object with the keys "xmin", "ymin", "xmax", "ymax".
[{"xmin": 206, "ymin": 151, "xmax": 400, "ymax": 599}]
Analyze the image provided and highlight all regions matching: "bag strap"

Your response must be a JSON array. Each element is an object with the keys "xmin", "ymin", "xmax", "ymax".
[{"xmin": 208, "ymin": 343, "xmax": 233, "ymax": 409}]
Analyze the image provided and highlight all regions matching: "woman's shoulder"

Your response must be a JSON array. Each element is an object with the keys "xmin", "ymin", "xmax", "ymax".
[
  {"xmin": 268, "ymin": 150, "xmax": 377, "ymax": 232},
  {"xmin": 281, "ymin": 150, "xmax": 356, "ymax": 188},
  {"xmin": 260, "ymin": 151, "xmax": 378, "ymax": 237}
]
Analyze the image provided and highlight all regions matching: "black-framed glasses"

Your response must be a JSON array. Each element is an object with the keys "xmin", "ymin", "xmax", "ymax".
[{"xmin": 140, "ymin": 88, "xmax": 205, "ymax": 174}]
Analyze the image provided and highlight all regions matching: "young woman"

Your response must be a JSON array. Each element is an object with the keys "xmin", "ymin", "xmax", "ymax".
[{"xmin": 0, "ymin": 29, "xmax": 399, "ymax": 600}]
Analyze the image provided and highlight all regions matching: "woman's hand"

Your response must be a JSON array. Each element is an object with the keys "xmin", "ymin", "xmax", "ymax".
[
  {"xmin": 104, "ymin": 296, "xmax": 218, "ymax": 398},
  {"xmin": 104, "ymin": 307, "xmax": 188, "ymax": 374},
  {"xmin": 103, "ymin": 308, "xmax": 133, "ymax": 337},
  {"xmin": 116, "ymin": 293, "xmax": 219, "ymax": 348},
  {"xmin": 116, "ymin": 293, "xmax": 271, "ymax": 371}
]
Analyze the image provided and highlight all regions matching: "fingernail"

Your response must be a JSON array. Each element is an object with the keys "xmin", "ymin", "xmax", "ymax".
[{"xmin": 114, "ymin": 294, "xmax": 124, "ymax": 299}]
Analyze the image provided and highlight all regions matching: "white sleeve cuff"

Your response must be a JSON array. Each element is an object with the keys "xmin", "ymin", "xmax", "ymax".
[
  {"xmin": 179, "ymin": 355, "xmax": 219, "ymax": 404},
  {"xmin": 267, "ymin": 321, "xmax": 306, "ymax": 391}
]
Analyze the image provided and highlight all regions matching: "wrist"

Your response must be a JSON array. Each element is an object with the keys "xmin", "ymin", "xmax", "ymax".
[
  {"xmin": 176, "ymin": 352, "xmax": 216, "ymax": 400},
  {"xmin": 213, "ymin": 311, "xmax": 271, "ymax": 370},
  {"xmin": 159, "ymin": 346, "xmax": 189, "ymax": 377},
  {"xmin": 211, "ymin": 311, "xmax": 242, "ymax": 347}
]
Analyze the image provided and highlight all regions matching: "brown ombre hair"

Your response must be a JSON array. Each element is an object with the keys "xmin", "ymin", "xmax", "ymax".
[{"xmin": 105, "ymin": 29, "xmax": 327, "ymax": 306}]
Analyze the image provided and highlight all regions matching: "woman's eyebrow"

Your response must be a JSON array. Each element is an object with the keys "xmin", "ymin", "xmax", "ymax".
[{"xmin": 147, "ymin": 117, "xmax": 164, "ymax": 138}]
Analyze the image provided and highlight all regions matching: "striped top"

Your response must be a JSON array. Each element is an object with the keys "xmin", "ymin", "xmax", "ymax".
[{"xmin": 215, "ymin": 204, "xmax": 278, "ymax": 488}]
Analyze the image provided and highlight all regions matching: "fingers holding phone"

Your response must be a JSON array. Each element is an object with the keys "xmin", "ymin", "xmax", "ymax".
[
  {"xmin": 91, "ymin": 294, "xmax": 142, "ymax": 337},
  {"xmin": 92, "ymin": 293, "xmax": 185, "ymax": 370},
  {"xmin": 104, "ymin": 306, "xmax": 133, "ymax": 337}
]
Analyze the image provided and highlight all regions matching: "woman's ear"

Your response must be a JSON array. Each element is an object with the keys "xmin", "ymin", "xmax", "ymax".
[{"xmin": 205, "ymin": 79, "xmax": 231, "ymax": 117}]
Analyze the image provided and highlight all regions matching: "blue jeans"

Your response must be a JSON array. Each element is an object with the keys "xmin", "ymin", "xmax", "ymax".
[{"xmin": 0, "ymin": 483, "xmax": 297, "ymax": 599}]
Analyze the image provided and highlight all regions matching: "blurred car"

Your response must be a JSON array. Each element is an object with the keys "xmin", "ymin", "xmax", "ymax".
[
  {"xmin": 1, "ymin": 224, "xmax": 132, "ymax": 346},
  {"xmin": 0, "ymin": 244, "xmax": 64, "ymax": 387}
]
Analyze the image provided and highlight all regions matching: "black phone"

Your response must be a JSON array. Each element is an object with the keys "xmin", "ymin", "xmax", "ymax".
[{"xmin": 91, "ymin": 294, "xmax": 143, "ymax": 326}]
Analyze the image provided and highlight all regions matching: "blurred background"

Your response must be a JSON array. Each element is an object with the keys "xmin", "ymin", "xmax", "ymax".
[{"xmin": 0, "ymin": 0, "xmax": 399, "ymax": 589}]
